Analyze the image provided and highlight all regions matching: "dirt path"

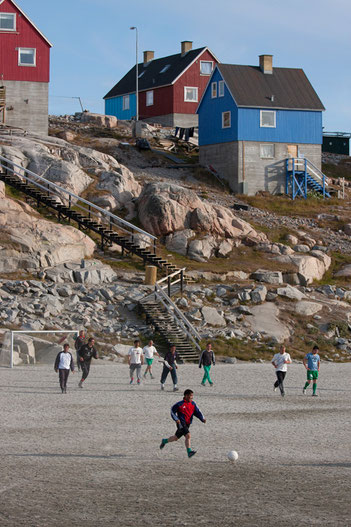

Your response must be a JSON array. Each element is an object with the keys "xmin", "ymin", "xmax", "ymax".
[{"xmin": 1, "ymin": 361, "xmax": 350, "ymax": 526}]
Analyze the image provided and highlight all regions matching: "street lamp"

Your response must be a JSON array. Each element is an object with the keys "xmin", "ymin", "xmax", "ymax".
[{"xmin": 130, "ymin": 26, "xmax": 139, "ymax": 122}]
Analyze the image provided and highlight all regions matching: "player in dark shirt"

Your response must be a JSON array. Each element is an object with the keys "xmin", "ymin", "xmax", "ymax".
[
  {"xmin": 160, "ymin": 345, "xmax": 180, "ymax": 392},
  {"xmin": 78, "ymin": 337, "xmax": 98, "ymax": 388},
  {"xmin": 159, "ymin": 389, "xmax": 206, "ymax": 458}
]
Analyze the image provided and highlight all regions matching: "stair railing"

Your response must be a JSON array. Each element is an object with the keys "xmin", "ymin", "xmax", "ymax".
[
  {"xmin": 0, "ymin": 154, "xmax": 157, "ymax": 250},
  {"xmin": 154, "ymin": 283, "xmax": 201, "ymax": 352}
]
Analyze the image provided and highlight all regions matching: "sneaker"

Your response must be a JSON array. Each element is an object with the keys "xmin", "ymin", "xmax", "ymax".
[
  {"xmin": 143, "ymin": 373, "xmax": 147, "ymax": 378},
  {"xmin": 302, "ymin": 388, "xmax": 306, "ymax": 395},
  {"xmin": 273, "ymin": 387, "xmax": 277, "ymax": 392},
  {"xmin": 130, "ymin": 378, "xmax": 134, "ymax": 385},
  {"xmin": 150, "ymin": 374, "xmax": 154, "ymax": 379},
  {"xmin": 201, "ymin": 382, "xmax": 205, "ymax": 387},
  {"xmin": 173, "ymin": 387, "xmax": 179, "ymax": 392},
  {"xmin": 312, "ymin": 394, "xmax": 318, "ymax": 397},
  {"xmin": 61, "ymin": 388, "xmax": 64, "ymax": 394},
  {"xmin": 209, "ymin": 382, "xmax": 214, "ymax": 387},
  {"xmin": 160, "ymin": 439, "xmax": 167, "ymax": 450},
  {"xmin": 137, "ymin": 379, "xmax": 141, "ymax": 385},
  {"xmin": 78, "ymin": 380, "xmax": 83, "ymax": 389},
  {"xmin": 188, "ymin": 450, "xmax": 197, "ymax": 458},
  {"xmin": 281, "ymin": 392, "xmax": 285, "ymax": 397},
  {"xmin": 161, "ymin": 384, "xmax": 164, "ymax": 391}
]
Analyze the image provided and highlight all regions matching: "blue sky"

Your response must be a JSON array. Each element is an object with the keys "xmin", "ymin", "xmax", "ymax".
[{"xmin": 19, "ymin": 0, "xmax": 351, "ymax": 132}]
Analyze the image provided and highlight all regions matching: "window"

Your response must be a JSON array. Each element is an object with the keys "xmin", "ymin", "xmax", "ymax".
[
  {"xmin": 146, "ymin": 90, "xmax": 154, "ymax": 106},
  {"xmin": 260, "ymin": 110, "xmax": 276, "ymax": 128},
  {"xmin": 18, "ymin": 48, "xmax": 36, "ymax": 66},
  {"xmin": 211, "ymin": 82, "xmax": 217, "ymax": 98},
  {"xmin": 123, "ymin": 95, "xmax": 130, "ymax": 111},
  {"xmin": 160, "ymin": 64, "xmax": 170, "ymax": 74},
  {"xmin": 0, "ymin": 13, "xmax": 15, "ymax": 30},
  {"xmin": 222, "ymin": 111, "xmax": 231, "ymax": 129},
  {"xmin": 218, "ymin": 80, "xmax": 225, "ymax": 97},
  {"xmin": 184, "ymin": 87, "xmax": 198, "ymax": 102},
  {"xmin": 200, "ymin": 61, "xmax": 213, "ymax": 75},
  {"xmin": 260, "ymin": 144, "xmax": 275, "ymax": 158}
]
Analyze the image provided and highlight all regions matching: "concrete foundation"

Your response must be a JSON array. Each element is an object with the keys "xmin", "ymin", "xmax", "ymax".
[
  {"xmin": 143, "ymin": 113, "xmax": 198, "ymax": 128},
  {"xmin": 2, "ymin": 80, "xmax": 49, "ymax": 135},
  {"xmin": 199, "ymin": 141, "xmax": 322, "ymax": 195}
]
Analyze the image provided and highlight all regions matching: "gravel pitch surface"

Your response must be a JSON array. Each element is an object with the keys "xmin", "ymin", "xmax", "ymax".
[{"xmin": 1, "ymin": 361, "xmax": 351, "ymax": 526}]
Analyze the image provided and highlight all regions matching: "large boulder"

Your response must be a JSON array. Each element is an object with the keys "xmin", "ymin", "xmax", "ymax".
[
  {"xmin": 96, "ymin": 169, "xmax": 141, "ymax": 210},
  {"xmin": 247, "ymin": 303, "xmax": 290, "ymax": 343},
  {"xmin": 201, "ymin": 306, "xmax": 226, "ymax": 327},
  {"xmin": 80, "ymin": 112, "xmax": 118, "ymax": 129},
  {"xmin": 275, "ymin": 253, "xmax": 331, "ymax": 284},
  {"xmin": 0, "ymin": 193, "xmax": 95, "ymax": 273},
  {"xmin": 137, "ymin": 182, "xmax": 267, "ymax": 244}
]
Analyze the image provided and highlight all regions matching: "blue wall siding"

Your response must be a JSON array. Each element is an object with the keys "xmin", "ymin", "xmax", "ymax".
[
  {"xmin": 198, "ymin": 68, "xmax": 238, "ymax": 146},
  {"xmin": 105, "ymin": 94, "xmax": 136, "ymax": 120},
  {"xmin": 238, "ymin": 108, "xmax": 322, "ymax": 144}
]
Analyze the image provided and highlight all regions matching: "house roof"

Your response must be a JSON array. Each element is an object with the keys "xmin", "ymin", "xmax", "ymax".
[
  {"xmin": 1, "ymin": 0, "xmax": 53, "ymax": 47},
  {"xmin": 104, "ymin": 47, "xmax": 213, "ymax": 99},
  {"xmin": 217, "ymin": 63, "xmax": 325, "ymax": 111}
]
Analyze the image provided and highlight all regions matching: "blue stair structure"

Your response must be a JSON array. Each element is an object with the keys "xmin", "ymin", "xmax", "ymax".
[{"xmin": 286, "ymin": 158, "xmax": 331, "ymax": 199}]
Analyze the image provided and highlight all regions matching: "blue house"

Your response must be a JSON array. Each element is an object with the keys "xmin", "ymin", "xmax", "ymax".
[{"xmin": 197, "ymin": 55, "xmax": 325, "ymax": 195}]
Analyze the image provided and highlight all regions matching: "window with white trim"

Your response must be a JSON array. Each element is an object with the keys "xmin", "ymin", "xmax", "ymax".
[
  {"xmin": 211, "ymin": 82, "xmax": 217, "ymax": 98},
  {"xmin": 222, "ymin": 111, "xmax": 231, "ymax": 129},
  {"xmin": 0, "ymin": 13, "xmax": 16, "ymax": 30},
  {"xmin": 260, "ymin": 110, "xmax": 276, "ymax": 128},
  {"xmin": 146, "ymin": 90, "xmax": 154, "ymax": 106},
  {"xmin": 184, "ymin": 87, "xmax": 198, "ymax": 102},
  {"xmin": 218, "ymin": 80, "xmax": 225, "ymax": 97},
  {"xmin": 18, "ymin": 48, "xmax": 36, "ymax": 66},
  {"xmin": 123, "ymin": 95, "xmax": 130, "ymax": 111},
  {"xmin": 260, "ymin": 144, "xmax": 275, "ymax": 158},
  {"xmin": 200, "ymin": 61, "xmax": 213, "ymax": 75}
]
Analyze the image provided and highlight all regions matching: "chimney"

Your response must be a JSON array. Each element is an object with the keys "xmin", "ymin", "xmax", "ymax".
[
  {"xmin": 143, "ymin": 50, "xmax": 154, "ymax": 66},
  {"xmin": 181, "ymin": 41, "xmax": 193, "ymax": 56},
  {"xmin": 259, "ymin": 54, "xmax": 273, "ymax": 74}
]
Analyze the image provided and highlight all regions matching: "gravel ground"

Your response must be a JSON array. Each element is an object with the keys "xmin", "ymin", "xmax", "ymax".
[{"xmin": 1, "ymin": 361, "xmax": 351, "ymax": 527}]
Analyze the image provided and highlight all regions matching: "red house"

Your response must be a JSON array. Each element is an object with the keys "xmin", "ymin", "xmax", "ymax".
[
  {"xmin": 0, "ymin": 0, "xmax": 52, "ymax": 135},
  {"xmin": 104, "ymin": 41, "xmax": 219, "ymax": 128}
]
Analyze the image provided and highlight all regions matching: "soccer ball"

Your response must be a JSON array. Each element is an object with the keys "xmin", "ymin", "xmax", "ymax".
[{"xmin": 227, "ymin": 450, "xmax": 239, "ymax": 462}]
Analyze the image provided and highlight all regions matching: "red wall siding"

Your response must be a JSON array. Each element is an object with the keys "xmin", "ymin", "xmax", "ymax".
[
  {"xmin": 173, "ymin": 49, "xmax": 217, "ymax": 114},
  {"xmin": 0, "ymin": 0, "xmax": 50, "ymax": 82},
  {"xmin": 139, "ymin": 84, "xmax": 174, "ymax": 120}
]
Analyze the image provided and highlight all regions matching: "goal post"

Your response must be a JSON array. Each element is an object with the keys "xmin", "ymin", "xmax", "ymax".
[{"xmin": 0, "ymin": 329, "xmax": 79, "ymax": 368}]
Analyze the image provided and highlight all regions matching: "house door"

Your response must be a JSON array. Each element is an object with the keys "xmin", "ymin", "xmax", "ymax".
[{"xmin": 287, "ymin": 144, "xmax": 298, "ymax": 158}]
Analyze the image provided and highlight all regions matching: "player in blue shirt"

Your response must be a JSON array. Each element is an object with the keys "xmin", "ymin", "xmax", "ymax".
[{"xmin": 303, "ymin": 345, "xmax": 320, "ymax": 396}]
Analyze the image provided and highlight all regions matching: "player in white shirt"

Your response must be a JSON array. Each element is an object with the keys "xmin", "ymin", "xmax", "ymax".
[
  {"xmin": 54, "ymin": 343, "xmax": 75, "ymax": 393},
  {"xmin": 143, "ymin": 340, "xmax": 160, "ymax": 379},
  {"xmin": 128, "ymin": 339, "xmax": 144, "ymax": 385},
  {"xmin": 272, "ymin": 345, "xmax": 292, "ymax": 397}
]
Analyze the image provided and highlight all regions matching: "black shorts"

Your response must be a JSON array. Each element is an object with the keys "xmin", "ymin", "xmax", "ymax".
[{"xmin": 175, "ymin": 423, "xmax": 190, "ymax": 438}]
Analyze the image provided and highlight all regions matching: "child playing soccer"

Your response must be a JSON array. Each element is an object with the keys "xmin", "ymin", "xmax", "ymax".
[{"xmin": 159, "ymin": 389, "xmax": 206, "ymax": 458}]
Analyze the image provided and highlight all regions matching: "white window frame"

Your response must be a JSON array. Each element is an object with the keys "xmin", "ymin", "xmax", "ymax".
[
  {"xmin": 211, "ymin": 82, "xmax": 217, "ymax": 99},
  {"xmin": 18, "ymin": 48, "xmax": 36, "ymax": 67},
  {"xmin": 260, "ymin": 144, "xmax": 275, "ymax": 159},
  {"xmin": 0, "ymin": 12, "xmax": 16, "ymax": 31},
  {"xmin": 200, "ymin": 60, "xmax": 213, "ymax": 75},
  {"xmin": 222, "ymin": 111, "xmax": 231, "ymax": 129},
  {"xmin": 123, "ymin": 95, "xmax": 130, "ymax": 111},
  {"xmin": 184, "ymin": 86, "xmax": 198, "ymax": 103},
  {"xmin": 260, "ymin": 110, "xmax": 276, "ymax": 128},
  {"xmin": 146, "ymin": 90, "xmax": 154, "ymax": 107},
  {"xmin": 218, "ymin": 80, "xmax": 225, "ymax": 97}
]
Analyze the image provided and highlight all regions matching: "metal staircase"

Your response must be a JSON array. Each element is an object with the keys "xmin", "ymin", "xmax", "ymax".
[
  {"xmin": 140, "ymin": 270, "xmax": 201, "ymax": 362},
  {"xmin": 0, "ymin": 154, "xmax": 180, "ymax": 275},
  {"xmin": 286, "ymin": 157, "xmax": 331, "ymax": 199}
]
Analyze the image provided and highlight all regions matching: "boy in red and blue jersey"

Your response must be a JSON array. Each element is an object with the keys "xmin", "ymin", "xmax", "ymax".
[{"xmin": 159, "ymin": 389, "xmax": 206, "ymax": 458}]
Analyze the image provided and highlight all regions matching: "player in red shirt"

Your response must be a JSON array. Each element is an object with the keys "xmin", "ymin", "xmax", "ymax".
[{"xmin": 159, "ymin": 389, "xmax": 206, "ymax": 458}]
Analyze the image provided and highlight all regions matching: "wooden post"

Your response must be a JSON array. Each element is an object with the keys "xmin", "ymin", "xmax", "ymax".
[{"xmin": 145, "ymin": 266, "xmax": 157, "ymax": 285}]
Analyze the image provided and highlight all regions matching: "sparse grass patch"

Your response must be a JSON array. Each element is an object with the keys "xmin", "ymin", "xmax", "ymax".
[
  {"xmin": 201, "ymin": 337, "xmax": 274, "ymax": 361},
  {"xmin": 237, "ymin": 194, "xmax": 341, "ymax": 218},
  {"xmin": 315, "ymin": 251, "xmax": 351, "ymax": 286}
]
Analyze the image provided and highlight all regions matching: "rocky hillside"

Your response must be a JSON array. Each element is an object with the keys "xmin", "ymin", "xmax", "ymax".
[{"xmin": 0, "ymin": 114, "xmax": 350, "ymax": 363}]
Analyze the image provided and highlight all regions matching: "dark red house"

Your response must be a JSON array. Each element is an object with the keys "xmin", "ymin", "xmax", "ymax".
[
  {"xmin": 0, "ymin": 0, "xmax": 52, "ymax": 134},
  {"xmin": 104, "ymin": 41, "xmax": 218, "ymax": 128}
]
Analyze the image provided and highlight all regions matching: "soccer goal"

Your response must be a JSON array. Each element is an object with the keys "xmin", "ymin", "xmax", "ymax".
[{"xmin": 0, "ymin": 330, "xmax": 79, "ymax": 368}]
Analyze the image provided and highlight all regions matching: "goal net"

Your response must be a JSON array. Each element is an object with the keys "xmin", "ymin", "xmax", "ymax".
[{"xmin": 0, "ymin": 330, "xmax": 79, "ymax": 368}]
